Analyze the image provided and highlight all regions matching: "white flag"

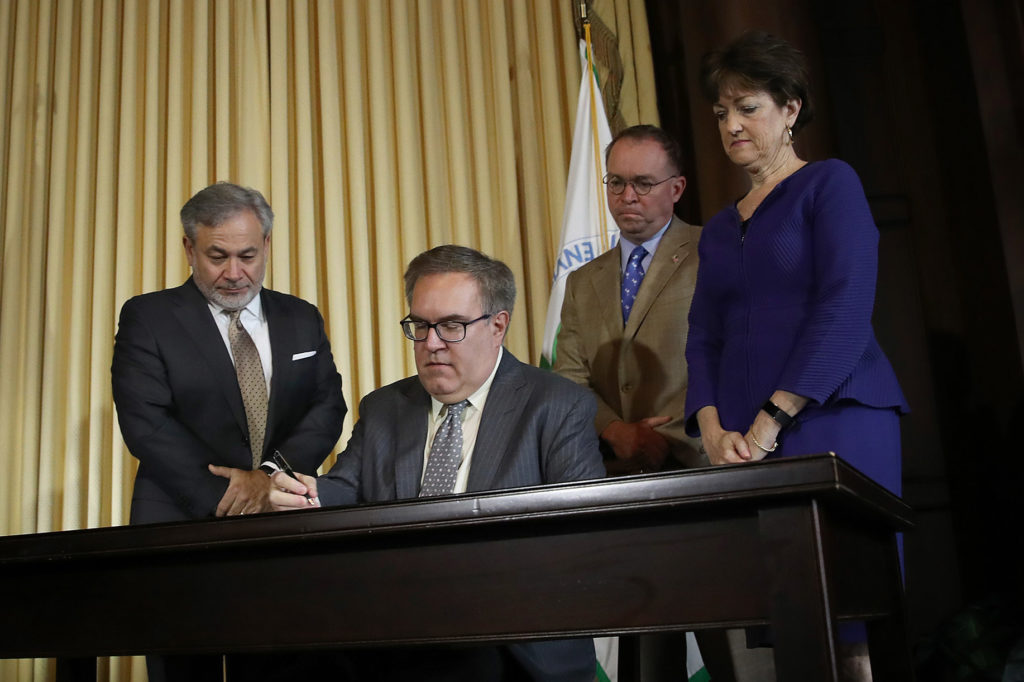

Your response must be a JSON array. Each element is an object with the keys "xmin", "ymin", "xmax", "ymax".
[
  {"xmin": 540, "ymin": 41, "xmax": 617, "ymax": 369},
  {"xmin": 595, "ymin": 633, "xmax": 710, "ymax": 682},
  {"xmin": 687, "ymin": 631, "xmax": 712, "ymax": 681}
]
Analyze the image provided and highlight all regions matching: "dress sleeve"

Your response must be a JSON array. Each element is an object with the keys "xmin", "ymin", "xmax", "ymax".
[{"xmin": 777, "ymin": 161, "xmax": 879, "ymax": 403}]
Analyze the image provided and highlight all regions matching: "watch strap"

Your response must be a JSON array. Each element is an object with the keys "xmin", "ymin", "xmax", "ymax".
[{"xmin": 762, "ymin": 400, "xmax": 794, "ymax": 429}]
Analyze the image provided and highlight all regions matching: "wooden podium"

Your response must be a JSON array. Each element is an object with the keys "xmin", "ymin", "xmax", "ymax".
[{"xmin": 0, "ymin": 454, "xmax": 913, "ymax": 681}]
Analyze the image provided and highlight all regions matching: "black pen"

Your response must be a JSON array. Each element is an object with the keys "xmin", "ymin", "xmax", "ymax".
[{"xmin": 272, "ymin": 450, "xmax": 319, "ymax": 506}]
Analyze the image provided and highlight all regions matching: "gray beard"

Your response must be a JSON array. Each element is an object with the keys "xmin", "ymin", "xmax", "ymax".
[{"xmin": 196, "ymin": 279, "xmax": 262, "ymax": 312}]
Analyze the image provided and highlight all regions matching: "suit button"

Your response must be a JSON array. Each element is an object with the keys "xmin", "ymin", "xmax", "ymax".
[{"xmin": 621, "ymin": 384, "xmax": 633, "ymax": 393}]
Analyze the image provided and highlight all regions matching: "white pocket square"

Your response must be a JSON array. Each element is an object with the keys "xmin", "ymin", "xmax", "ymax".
[{"xmin": 292, "ymin": 350, "xmax": 316, "ymax": 361}]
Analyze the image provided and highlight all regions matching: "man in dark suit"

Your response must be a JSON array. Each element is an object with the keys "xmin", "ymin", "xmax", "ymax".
[
  {"xmin": 271, "ymin": 245, "xmax": 604, "ymax": 681},
  {"xmin": 111, "ymin": 182, "xmax": 346, "ymax": 680}
]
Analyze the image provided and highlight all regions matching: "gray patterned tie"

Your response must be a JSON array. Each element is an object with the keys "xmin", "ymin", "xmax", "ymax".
[
  {"xmin": 419, "ymin": 400, "xmax": 469, "ymax": 497},
  {"xmin": 227, "ymin": 310, "xmax": 268, "ymax": 468}
]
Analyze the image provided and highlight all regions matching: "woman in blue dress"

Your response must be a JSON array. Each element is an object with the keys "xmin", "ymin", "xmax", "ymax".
[
  {"xmin": 684, "ymin": 32, "xmax": 908, "ymax": 497},
  {"xmin": 684, "ymin": 30, "xmax": 910, "ymax": 681}
]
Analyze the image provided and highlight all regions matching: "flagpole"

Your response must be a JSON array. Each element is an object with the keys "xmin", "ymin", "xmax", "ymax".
[{"xmin": 580, "ymin": 3, "xmax": 610, "ymax": 254}]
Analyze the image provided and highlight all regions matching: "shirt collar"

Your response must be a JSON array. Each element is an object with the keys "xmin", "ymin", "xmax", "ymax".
[{"xmin": 619, "ymin": 218, "xmax": 672, "ymax": 271}]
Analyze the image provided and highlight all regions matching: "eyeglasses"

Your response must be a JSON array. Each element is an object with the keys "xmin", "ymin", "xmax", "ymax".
[
  {"xmin": 603, "ymin": 174, "xmax": 677, "ymax": 196},
  {"xmin": 400, "ymin": 314, "xmax": 492, "ymax": 342}
]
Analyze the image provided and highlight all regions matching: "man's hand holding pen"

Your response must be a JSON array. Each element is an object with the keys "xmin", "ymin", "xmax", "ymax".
[
  {"xmin": 269, "ymin": 469, "xmax": 321, "ymax": 510},
  {"xmin": 266, "ymin": 449, "xmax": 321, "ymax": 510}
]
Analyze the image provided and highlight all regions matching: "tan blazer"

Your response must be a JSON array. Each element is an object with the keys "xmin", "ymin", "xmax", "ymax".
[{"xmin": 554, "ymin": 217, "xmax": 706, "ymax": 468}]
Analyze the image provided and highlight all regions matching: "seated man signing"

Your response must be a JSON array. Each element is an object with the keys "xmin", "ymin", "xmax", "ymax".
[{"xmin": 271, "ymin": 245, "xmax": 605, "ymax": 682}]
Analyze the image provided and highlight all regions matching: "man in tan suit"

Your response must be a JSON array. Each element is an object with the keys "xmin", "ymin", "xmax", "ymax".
[
  {"xmin": 554, "ymin": 125, "xmax": 706, "ymax": 474},
  {"xmin": 555, "ymin": 128, "xmax": 736, "ymax": 680}
]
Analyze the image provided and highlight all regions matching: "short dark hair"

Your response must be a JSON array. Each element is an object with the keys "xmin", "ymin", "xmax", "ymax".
[
  {"xmin": 605, "ymin": 124, "xmax": 685, "ymax": 175},
  {"xmin": 180, "ymin": 182, "xmax": 274, "ymax": 241},
  {"xmin": 404, "ymin": 245, "xmax": 516, "ymax": 317},
  {"xmin": 699, "ymin": 31, "xmax": 814, "ymax": 134}
]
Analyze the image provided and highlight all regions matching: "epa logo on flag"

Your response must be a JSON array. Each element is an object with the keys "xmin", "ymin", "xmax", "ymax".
[{"xmin": 551, "ymin": 231, "xmax": 621, "ymax": 285}]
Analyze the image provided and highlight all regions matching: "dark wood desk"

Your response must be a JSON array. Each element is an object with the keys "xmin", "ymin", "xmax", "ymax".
[{"xmin": 0, "ymin": 454, "xmax": 913, "ymax": 681}]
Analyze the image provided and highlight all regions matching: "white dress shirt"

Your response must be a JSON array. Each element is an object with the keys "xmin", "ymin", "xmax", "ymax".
[
  {"xmin": 208, "ymin": 292, "xmax": 273, "ymax": 395},
  {"xmin": 421, "ymin": 347, "xmax": 503, "ymax": 494}
]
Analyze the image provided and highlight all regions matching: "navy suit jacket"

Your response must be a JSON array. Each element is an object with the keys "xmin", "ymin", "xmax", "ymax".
[
  {"xmin": 112, "ymin": 278, "xmax": 346, "ymax": 523},
  {"xmin": 314, "ymin": 350, "xmax": 604, "ymax": 682}
]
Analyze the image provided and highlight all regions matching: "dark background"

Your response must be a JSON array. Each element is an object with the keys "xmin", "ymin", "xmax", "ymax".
[{"xmin": 644, "ymin": 0, "xmax": 1024, "ymax": 674}]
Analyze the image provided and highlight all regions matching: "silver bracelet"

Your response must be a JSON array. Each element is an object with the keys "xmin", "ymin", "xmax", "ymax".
[{"xmin": 750, "ymin": 431, "xmax": 777, "ymax": 453}]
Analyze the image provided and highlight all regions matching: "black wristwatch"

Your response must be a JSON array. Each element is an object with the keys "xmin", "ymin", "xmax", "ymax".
[{"xmin": 761, "ymin": 400, "xmax": 794, "ymax": 429}]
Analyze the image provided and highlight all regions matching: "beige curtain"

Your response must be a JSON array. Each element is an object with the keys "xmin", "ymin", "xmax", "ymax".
[{"xmin": 0, "ymin": 0, "xmax": 656, "ymax": 679}]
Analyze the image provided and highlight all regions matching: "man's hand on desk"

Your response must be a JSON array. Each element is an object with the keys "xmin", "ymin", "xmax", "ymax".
[
  {"xmin": 269, "ymin": 470, "xmax": 321, "ymax": 511},
  {"xmin": 601, "ymin": 416, "xmax": 671, "ymax": 474},
  {"xmin": 209, "ymin": 465, "xmax": 272, "ymax": 516}
]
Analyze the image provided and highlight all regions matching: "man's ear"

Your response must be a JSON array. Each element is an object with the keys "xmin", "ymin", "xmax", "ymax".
[
  {"xmin": 670, "ymin": 175, "xmax": 687, "ymax": 203},
  {"xmin": 492, "ymin": 310, "xmax": 510, "ymax": 341}
]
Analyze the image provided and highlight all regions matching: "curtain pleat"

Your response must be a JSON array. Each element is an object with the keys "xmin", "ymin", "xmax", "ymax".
[{"xmin": 0, "ymin": 1, "xmax": 657, "ymax": 679}]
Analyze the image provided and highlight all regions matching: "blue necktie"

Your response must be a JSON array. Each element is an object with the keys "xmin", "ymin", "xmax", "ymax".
[{"xmin": 621, "ymin": 245, "xmax": 648, "ymax": 325}]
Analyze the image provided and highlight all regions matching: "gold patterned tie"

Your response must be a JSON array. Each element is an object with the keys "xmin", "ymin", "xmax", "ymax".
[{"xmin": 227, "ymin": 310, "xmax": 268, "ymax": 468}]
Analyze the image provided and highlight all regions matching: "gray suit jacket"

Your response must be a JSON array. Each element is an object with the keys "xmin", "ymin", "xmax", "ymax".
[
  {"xmin": 314, "ymin": 349, "xmax": 603, "ymax": 681},
  {"xmin": 317, "ymin": 349, "xmax": 604, "ymax": 506},
  {"xmin": 554, "ymin": 217, "xmax": 706, "ymax": 468}
]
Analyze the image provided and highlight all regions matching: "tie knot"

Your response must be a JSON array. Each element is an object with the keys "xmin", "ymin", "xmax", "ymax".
[
  {"xmin": 226, "ymin": 309, "xmax": 242, "ymax": 324},
  {"xmin": 629, "ymin": 245, "xmax": 648, "ymax": 263},
  {"xmin": 445, "ymin": 400, "xmax": 469, "ymax": 419}
]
